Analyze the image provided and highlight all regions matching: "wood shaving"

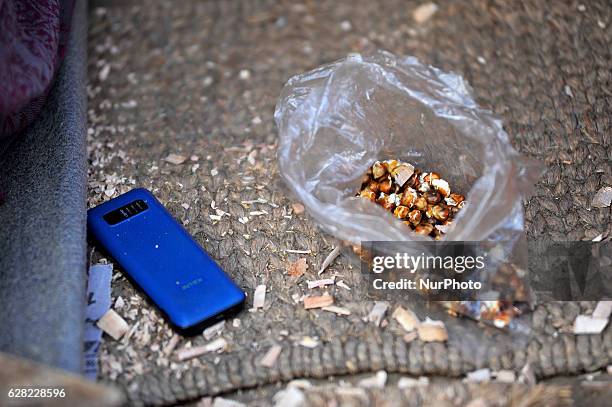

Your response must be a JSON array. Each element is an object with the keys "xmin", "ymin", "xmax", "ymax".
[
  {"xmin": 392, "ymin": 163, "xmax": 414, "ymax": 187},
  {"xmin": 318, "ymin": 246, "xmax": 341, "ymax": 275},
  {"xmin": 397, "ymin": 376, "xmax": 429, "ymax": 388},
  {"xmin": 272, "ymin": 386, "xmax": 305, "ymax": 407},
  {"xmin": 336, "ymin": 280, "xmax": 351, "ymax": 291},
  {"xmin": 260, "ymin": 345, "xmax": 282, "ymax": 368},
  {"xmin": 241, "ymin": 198, "xmax": 267, "ymax": 205},
  {"xmin": 298, "ymin": 336, "xmax": 319, "ymax": 348},
  {"xmin": 573, "ymin": 315, "xmax": 608, "ymax": 334},
  {"xmin": 252, "ymin": 285, "xmax": 266, "ymax": 309},
  {"xmin": 211, "ymin": 397, "xmax": 246, "ymax": 407},
  {"xmin": 413, "ymin": 2, "xmax": 438, "ymax": 24},
  {"xmin": 465, "ymin": 368, "xmax": 491, "ymax": 383},
  {"xmin": 164, "ymin": 153, "xmax": 187, "ymax": 165},
  {"xmin": 203, "ymin": 320, "xmax": 225, "ymax": 340},
  {"xmin": 287, "ymin": 258, "xmax": 308, "ymax": 277},
  {"xmin": 392, "ymin": 306, "xmax": 420, "ymax": 332},
  {"xmin": 176, "ymin": 338, "xmax": 227, "ymax": 361},
  {"xmin": 114, "ymin": 296, "xmax": 125, "ymax": 309},
  {"xmin": 303, "ymin": 294, "xmax": 334, "ymax": 309},
  {"xmin": 287, "ymin": 379, "xmax": 312, "ymax": 389},
  {"xmin": 416, "ymin": 318, "xmax": 448, "ymax": 342},
  {"xmin": 97, "ymin": 309, "xmax": 129, "ymax": 340},
  {"xmin": 358, "ymin": 370, "xmax": 387, "ymax": 388},
  {"xmin": 285, "ymin": 249, "xmax": 311, "ymax": 254},
  {"xmin": 291, "ymin": 203, "xmax": 305, "ymax": 214},
  {"xmin": 592, "ymin": 186, "xmax": 612, "ymax": 208},
  {"xmin": 163, "ymin": 334, "xmax": 181, "ymax": 356},
  {"xmin": 494, "ymin": 370, "xmax": 516, "ymax": 383},
  {"xmin": 322, "ymin": 305, "xmax": 351, "ymax": 316},
  {"xmin": 307, "ymin": 277, "xmax": 334, "ymax": 289},
  {"xmin": 592, "ymin": 301, "xmax": 612, "ymax": 320}
]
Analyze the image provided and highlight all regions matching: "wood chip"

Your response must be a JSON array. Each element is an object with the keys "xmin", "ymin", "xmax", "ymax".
[
  {"xmin": 287, "ymin": 379, "xmax": 312, "ymax": 389},
  {"xmin": 260, "ymin": 345, "xmax": 282, "ymax": 368},
  {"xmin": 367, "ymin": 302, "xmax": 389, "ymax": 326},
  {"xmin": 114, "ymin": 296, "xmax": 125, "ymax": 309},
  {"xmin": 336, "ymin": 280, "xmax": 351, "ymax": 291},
  {"xmin": 358, "ymin": 370, "xmax": 387, "ymax": 388},
  {"xmin": 592, "ymin": 301, "xmax": 612, "ymax": 320},
  {"xmin": 397, "ymin": 376, "xmax": 429, "ymax": 388},
  {"xmin": 253, "ymin": 285, "xmax": 266, "ymax": 309},
  {"xmin": 494, "ymin": 370, "xmax": 516, "ymax": 383},
  {"xmin": 465, "ymin": 368, "xmax": 491, "ymax": 383},
  {"xmin": 163, "ymin": 334, "xmax": 181, "ymax": 355},
  {"xmin": 417, "ymin": 318, "xmax": 448, "ymax": 342},
  {"xmin": 211, "ymin": 397, "xmax": 246, "ymax": 407},
  {"xmin": 391, "ymin": 163, "xmax": 415, "ymax": 187},
  {"xmin": 273, "ymin": 386, "xmax": 305, "ymax": 407},
  {"xmin": 392, "ymin": 306, "xmax": 420, "ymax": 332},
  {"xmin": 164, "ymin": 153, "xmax": 187, "ymax": 165},
  {"xmin": 291, "ymin": 203, "xmax": 305, "ymax": 214},
  {"xmin": 97, "ymin": 309, "xmax": 129, "ymax": 340},
  {"xmin": 335, "ymin": 388, "xmax": 368, "ymax": 398},
  {"xmin": 176, "ymin": 338, "xmax": 227, "ymax": 361},
  {"xmin": 241, "ymin": 198, "xmax": 267, "ymax": 205},
  {"xmin": 303, "ymin": 294, "xmax": 334, "ymax": 309},
  {"xmin": 318, "ymin": 246, "xmax": 341, "ymax": 275},
  {"xmin": 198, "ymin": 398, "xmax": 213, "ymax": 407},
  {"xmin": 287, "ymin": 258, "xmax": 308, "ymax": 277},
  {"xmin": 413, "ymin": 2, "xmax": 438, "ymax": 23},
  {"xmin": 322, "ymin": 306, "xmax": 351, "ymax": 316},
  {"xmin": 573, "ymin": 315, "xmax": 608, "ymax": 334},
  {"xmin": 307, "ymin": 277, "xmax": 335, "ymax": 289},
  {"xmin": 592, "ymin": 186, "xmax": 612, "ymax": 208},
  {"xmin": 99, "ymin": 64, "xmax": 110, "ymax": 81},
  {"xmin": 298, "ymin": 336, "xmax": 319, "ymax": 348},
  {"xmin": 203, "ymin": 320, "xmax": 225, "ymax": 340}
]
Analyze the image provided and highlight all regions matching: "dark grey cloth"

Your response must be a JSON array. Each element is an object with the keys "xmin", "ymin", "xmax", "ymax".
[{"xmin": 0, "ymin": 0, "xmax": 87, "ymax": 373}]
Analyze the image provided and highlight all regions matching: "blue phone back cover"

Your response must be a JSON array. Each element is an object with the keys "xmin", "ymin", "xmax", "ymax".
[{"xmin": 87, "ymin": 188, "xmax": 245, "ymax": 329}]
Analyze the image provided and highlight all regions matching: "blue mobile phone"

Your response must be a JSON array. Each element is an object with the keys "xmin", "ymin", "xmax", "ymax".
[{"xmin": 87, "ymin": 188, "xmax": 245, "ymax": 334}]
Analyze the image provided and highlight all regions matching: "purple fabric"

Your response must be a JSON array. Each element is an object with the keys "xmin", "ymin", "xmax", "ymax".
[{"xmin": 0, "ymin": 0, "xmax": 74, "ymax": 139}]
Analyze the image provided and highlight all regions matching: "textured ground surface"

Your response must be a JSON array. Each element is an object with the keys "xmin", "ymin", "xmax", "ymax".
[{"xmin": 86, "ymin": 0, "xmax": 611, "ymax": 405}]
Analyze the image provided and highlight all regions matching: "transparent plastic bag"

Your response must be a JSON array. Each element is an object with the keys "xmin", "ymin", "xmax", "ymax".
[{"xmin": 275, "ymin": 51, "xmax": 541, "ymax": 247}]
